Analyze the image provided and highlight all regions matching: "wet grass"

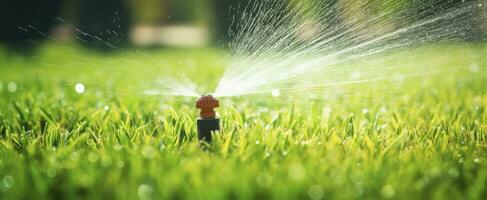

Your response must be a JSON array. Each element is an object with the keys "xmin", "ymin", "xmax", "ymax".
[{"xmin": 0, "ymin": 43, "xmax": 486, "ymax": 199}]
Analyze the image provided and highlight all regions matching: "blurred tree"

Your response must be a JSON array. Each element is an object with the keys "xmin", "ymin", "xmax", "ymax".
[
  {"xmin": 76, "ymin": 0, "xmax": 131, "ymax": 50},
  {"xmin": 0, "ymin": 0, "xmax": 63, "ymax": 54},
  {"xmin": 480, "ymin": 1, "xmax": 487, "ymax": 40},
  {"xmin": 211, "ymin": 0, "xmax": 290, "ymax": 44},
  {"xmin": 127, "ymin": 0, "xmax": 166, "ymax": 25},
  {"xmin": 319, "ymin": 0, "xmax": 484, "ymax": 43},
  {"xmin": 404, "ymin": 0, "xmax": 483, "ymax": 41},
  {"xmin": 211, "ymin": 0, "xmax": 235, "ymax": 43},
  {"xmin": 127, "ymin": 0, "xmax": 212, "ymax": 26},
  {"xmin": 168, "ymin": 0, "xmax": 212, "ymax": 25}
]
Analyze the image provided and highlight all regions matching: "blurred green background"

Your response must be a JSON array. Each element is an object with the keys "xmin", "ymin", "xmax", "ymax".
[{"xmin": 0, "ymin": 0, "xmax": 486, "ymax": 53}]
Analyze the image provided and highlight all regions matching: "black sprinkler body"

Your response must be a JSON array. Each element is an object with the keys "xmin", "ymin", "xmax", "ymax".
[{"xmin": 196, "ymin": 95, "xmax": 220, "ymax": 143}]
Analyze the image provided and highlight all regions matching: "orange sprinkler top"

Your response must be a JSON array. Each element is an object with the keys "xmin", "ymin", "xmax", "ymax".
[{"xmin": 196, "ymin": 95, "xmax": 219, "ymax": 119}]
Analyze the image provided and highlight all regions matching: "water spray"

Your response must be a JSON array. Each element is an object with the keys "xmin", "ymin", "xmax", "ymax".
[{"xmin": 196, "ymin": 95, "xmax": 220, "ymax": 143}]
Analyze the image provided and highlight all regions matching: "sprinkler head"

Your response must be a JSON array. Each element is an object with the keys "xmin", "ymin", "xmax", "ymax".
[
  {"xmin": 196, "ymin": 95, "xmax": 219, "ymax": 119},
  {"xmin": 195, "ymin": 95, "xmax": 220, "ymax": 144}
]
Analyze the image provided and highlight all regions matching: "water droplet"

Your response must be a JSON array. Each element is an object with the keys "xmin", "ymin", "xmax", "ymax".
[
  {"xmin": 88, "ymin": 152, "xmax": 99, "ymax": 163},
  {"xmin": 469, "ymin": 63, "xmax": 480, "ymax": 73},
  {"xmin": 7, "ymin": 82, "xmax": 17, "ymax": 93},
  {"xmin": 351, "ymin": 71, "xmax": 361, "ymax": 79},
  {"xmin": 101, "ymin": 156, "xmax": 113, "ymax": 167},
  {"xmin": 137, "ymin": 184, "xmax": 153, "ymax": 200},
  {"xmin": 159, "ymin": 142, "xmax": 166, "ymax": 151},
  {"xmin": 104, "ymin": 105, "xmax": 110, "ymax": 111},
  {"xmin": 2, "ymin": 175, "xmax": 13, "ymax": 188},
  {"xmin": 271, "ymin": 89, "xmax": 280, "ymax": 97},
  {"xmin": 354, "ymin": 182, "xmax": 365, "ymax": 197},
  {"xmin": 75, "ymin": 83, "xmax": 85, "ymax": 94},
  {"xmin": 429, "ymin": 167, "xmax": 440, "ymax": 176},
  {"xmin": 381, "ymin": 184, "xmax": 395, "ymax": 198},
  {"xmin": 113, "ymin": 144, "xmax": 122, "ymax": 151},
  {"xmin": 288, "ymin": 163, "xmax": 306, "ymax": 181},
  {"xmin": 448, "ymin": 168, "xmax": 459, "ymax": 178},
  {"xmin": 47, "ymin": 168, "xmax": 57, "ymax": 178},
  {"xmin": 322, "ymin": 106, "xmax": 332, "ymax": 119},
  {"xmin": 70, "ymin": 152, "xmax": 80, "ymax": 161},
  {"xmin": 142, "ymin": 146, "xmax": 156, "ymax": 159},
  {"xmin": 256, "ymin": 173, "xmax": 273, "ymax": 188},
  {"xmin": 255, "ymin": 140, "xmax": 260, "ymax": 145},
  {"xmin": 117, "ymin": 161, "xmax": 125, "ymax": 168},
  {"xmin": 308, "ymin": 185, "xmax": 324, "ymax": 200},
  {"xmin": 393, "ymin": 73, "xmax": 405, "ymax": 82}
]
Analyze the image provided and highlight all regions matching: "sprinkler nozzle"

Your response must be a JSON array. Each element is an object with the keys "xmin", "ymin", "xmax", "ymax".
[
  {"xmin": 196, "ymin": 95, "xmax": 220, "ymax": 143},
  {"xmin": 196, "ymin": 95, "xmax": 219, "ymax": 119}
]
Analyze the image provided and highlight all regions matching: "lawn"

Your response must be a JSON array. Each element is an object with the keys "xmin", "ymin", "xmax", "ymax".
[{"xmin": 0, "ymin": 43, "xmax": 486, "ymax": 199}]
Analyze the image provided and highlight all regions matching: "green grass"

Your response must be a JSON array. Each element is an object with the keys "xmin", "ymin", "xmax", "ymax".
[{"xmin": 0, "ymin": 43, "xmax": 486, "ymax": 200}]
